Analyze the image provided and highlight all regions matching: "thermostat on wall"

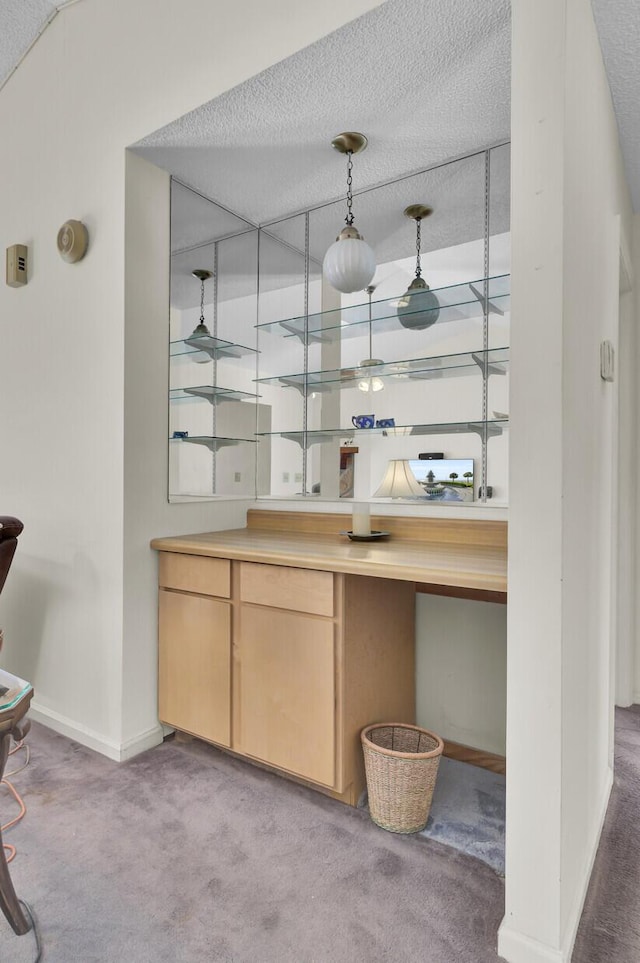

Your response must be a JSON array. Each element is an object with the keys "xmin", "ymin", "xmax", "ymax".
[{"xmin": 57, "ymin": 220, "xmax": 89, "ymax": 263}]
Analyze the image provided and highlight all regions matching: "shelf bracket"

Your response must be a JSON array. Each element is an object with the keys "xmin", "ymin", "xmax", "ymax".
[{"xmin": 471, "ymin": 352, "xmax": 507, "ymax": 377}]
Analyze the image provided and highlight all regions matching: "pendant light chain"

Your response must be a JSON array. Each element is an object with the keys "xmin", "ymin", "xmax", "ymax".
[
  {"xmin": 415, "ymin": 217, "xmax": 422, "ymax": 278},
  {"xmin": 345, "ymin": 150, "xmax": 354, "ymax": 226},
  {"xmin": 199, "ymin": 276, "xmax": 206, "ymax": 324},
  {"xmin": 323, "ymin": 132, "xmax": 375, "ymax": 294}
]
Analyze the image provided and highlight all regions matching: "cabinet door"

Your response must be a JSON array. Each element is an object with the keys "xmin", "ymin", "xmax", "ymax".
[
  {"xmin": 159, "ymin": 590, "xmax": 231, "ymax": 747},
  {"xmin": 235, "ymin": 605, "xmax": 335, "ymax": 787}
]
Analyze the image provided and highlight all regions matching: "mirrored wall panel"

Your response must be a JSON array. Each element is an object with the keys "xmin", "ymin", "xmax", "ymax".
[
  {"xmin": 169, "ymin": 182, "xmax": 264, "ymax": 501},
  {"xmin": 168, "ymin": 144, "xmax": 510, "ymax": 505}
]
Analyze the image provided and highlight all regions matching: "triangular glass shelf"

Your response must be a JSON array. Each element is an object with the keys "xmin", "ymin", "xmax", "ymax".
[
  {"xmin": 256, "ymin": 419, "xmax": 509, "ymax": 448},
  {"xmin": 170, "ymin": 386, "xmax": 259, "ymax": 404},
  {"xmin": 170, "ymin": 435, "xmax": 257, "ymax": 451},
  {"xmin": 255, "ymin": 347, "xmax": 509, "ymax": 393},
  {"xmin": 256, "ymin": 274, "xmax": 510, "ymax": 341},
  {"xmin": 170, "ymin": 334, "xmax": 258, "ymax": 360}
]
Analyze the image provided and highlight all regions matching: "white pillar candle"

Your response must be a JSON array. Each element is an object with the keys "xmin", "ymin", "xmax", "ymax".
[{"xmin": 352, "ymin": 502, "xmax": 371, "ymax": 537}]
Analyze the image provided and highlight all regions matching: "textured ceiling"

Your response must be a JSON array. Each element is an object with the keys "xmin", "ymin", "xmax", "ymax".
[
  {"xmin": 134, "ymin": 0, "xmax": 512, "ymax": 226},
  {"xmin": 0, "ymin": 0, "xmax": 59, "ymax": 90},
  {"xmin": 3, "ymin": 2, "xmax": 640, "ymax": 215},
  {"xmin": 591, "ymin": 0, "xmax": 640, "ymax": 211}
]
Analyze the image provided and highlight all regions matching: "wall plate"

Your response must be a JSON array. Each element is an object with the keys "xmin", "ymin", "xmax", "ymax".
[{"xmin": 6, "ymin": 244, "xmax": 27, "ymax": 287}]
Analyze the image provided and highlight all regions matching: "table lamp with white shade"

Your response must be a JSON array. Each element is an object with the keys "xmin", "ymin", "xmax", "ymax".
[{"xmin": 373, "ymin": 459, "xmax": 425, "ymax": 498}]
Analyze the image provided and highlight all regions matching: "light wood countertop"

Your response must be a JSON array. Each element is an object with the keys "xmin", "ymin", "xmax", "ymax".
[{"xmin": 151, "ymin": 512, "xmax": 507, "ymax": 595}]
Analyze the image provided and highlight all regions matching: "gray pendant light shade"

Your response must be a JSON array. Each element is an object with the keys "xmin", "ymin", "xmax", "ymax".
[
  {"xmin": 185, "ymin": 269, "xmax": 213, "ymax": 363},
  {"xmin": 397, "ymin": 205, "xmax": 440, "ymax": 331}
]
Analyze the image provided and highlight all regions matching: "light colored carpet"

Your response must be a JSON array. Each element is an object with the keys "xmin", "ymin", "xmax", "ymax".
[{"xmin": 2, "ymin": 722, "xmax": 505, "ymax": 963}]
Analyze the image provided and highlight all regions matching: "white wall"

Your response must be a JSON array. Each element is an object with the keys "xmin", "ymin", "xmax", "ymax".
[
  {"xmin": 0, "ymin": 0, "xmax": 382, "ymax": 757},
  {"xmin": 501, "ymin": 1, "xmax": 634, "ymax": 961},
  {"xmin": 416, "ymin": 594, "xmax": 507, "ymax": 755},
  {"xmin": 616, "ymin": 246, "xmax": 636, "ymax": 708},
  {"xmin": 634, "ymin": 213, "xmax": 640, "ymax": 703}
]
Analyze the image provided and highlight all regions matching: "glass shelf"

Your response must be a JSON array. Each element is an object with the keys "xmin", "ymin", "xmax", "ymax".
[
  {"xmin": 170, "ymin": 334, "xmax": 258, "ymax": 360},
  {"xmin": 170, "ymin": 386, "xmax": 259, "ymax": 404},
  {"xmin": 255, "ymin": 347, "xmax": 509, "ymax": 393},
  {"xmin": 256, "ymin": 419, "xmax": 509, "ymax": 448},
  {"xmin": 256, "ymin": 274, "xmax": 510, "ymax": 342},
  {"xmin": 170, "ymin": 435, "xmax": 257, "ymax": 452}
]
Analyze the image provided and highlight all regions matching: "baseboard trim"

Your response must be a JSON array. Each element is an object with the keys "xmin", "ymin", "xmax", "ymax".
[
  {"xmin": 497, "ymin": 926, "xmax": 564, "ymax": 963},
  {"xmin": 443, "ymin": 739, "xmax": 506, "ymax": 775},
  {"xmin": 28, "ymin": 702, "xmax": 163, "ymax": 762},
  {"xmin": 498, "ymin": 766, "xmax": 614, "ymax": 963},
  {"xmin": 119, "ymin": 725, "xmax": 166, "ymax": 761}
]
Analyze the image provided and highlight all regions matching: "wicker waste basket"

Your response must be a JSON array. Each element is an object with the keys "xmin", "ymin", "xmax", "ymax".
[{"xmin": 361, "ymin": 723, "xmax": 444, "ymax": 834}]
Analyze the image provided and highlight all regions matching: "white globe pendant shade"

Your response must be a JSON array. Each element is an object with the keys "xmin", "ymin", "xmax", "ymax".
[{"xmin": 323, "ymin": 226, "xmax": 376, "ymax": 294}]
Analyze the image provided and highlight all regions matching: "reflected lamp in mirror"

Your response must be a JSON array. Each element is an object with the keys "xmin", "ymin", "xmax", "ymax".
[
  {"xmin": 322, "ymin": 133, "xmax": 376, "ymax": 294},
  {"xmin": 397, "ymin": 205, "xmax": 440, "ymax": 331},
  {"xmin": 185, "ymin": 268, "xmax": 214, "ymax": 363},
  {"xmin": 374, "ymin": 459, "xmax": 425, "ymax": 498}
]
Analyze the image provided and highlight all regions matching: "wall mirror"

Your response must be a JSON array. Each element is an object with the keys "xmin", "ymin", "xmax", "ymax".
[
  {"xmin": 169, "ymin": 182, "xmax": 265, "ymax": 501},
  {"xmin": 168, "ymin": 143, "xmax": 510, "ymax": 505}
]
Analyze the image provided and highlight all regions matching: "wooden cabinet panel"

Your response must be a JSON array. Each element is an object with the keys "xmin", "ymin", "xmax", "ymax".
[
  {"xmin": 239, "ymin": 561, "xmax": 333, "ymax": 616},
  {"xmin": 159, "ymin": 552, "xmax": 230, "ymax": 598},
  {"xmin": 159, "ymin": 590, "xmax": 231, "ymax": 746},
  {"xmin": 235, "ymin": 605, "xmax": 335, "ymax": 787},
  {"xmin": 155, "ymin": 548, "xmax": 416, "ymax": 806}
]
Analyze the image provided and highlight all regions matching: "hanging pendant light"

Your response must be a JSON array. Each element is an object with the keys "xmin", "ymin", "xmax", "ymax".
[
  {"xmin": 397, "ymin": 205, "xmax": 440, "ymax": 331},
  {"xmin": 358, "ymin": 285, "xmax": 384, "ymax": 393},
  {"xmin": 186, "ymin": 269, "xmax": 213, "ymax": 363},
  {"xmin": 322, "ymin": 132, "xmax": 376, "ymax": 294}
]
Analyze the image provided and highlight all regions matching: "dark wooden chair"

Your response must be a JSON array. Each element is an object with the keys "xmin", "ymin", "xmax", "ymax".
[{"xmin": 0, "ymin": 516, "xmax": 32, "ymax": 935}]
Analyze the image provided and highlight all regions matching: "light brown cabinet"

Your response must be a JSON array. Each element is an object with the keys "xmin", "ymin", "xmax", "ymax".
[
  {"xmin": 157, "ymin": 551, "xmax": 416, "ymax": 805},
  {"xmin": 158, "ymin": 590, "xmax": 231, "ymax": 746},
  {"xmin": 235, "ymin": 604, "xmax": 336, "ymax": 787}
]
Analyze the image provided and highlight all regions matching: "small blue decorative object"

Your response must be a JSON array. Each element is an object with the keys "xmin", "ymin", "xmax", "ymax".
[
  {"xmin": 375, "ymin": 418, "xmax": 395, "ymax": 428},
  {"xmin": 172, "ymin": 431, "xmax": 189, "ymax": 439},
  {"xmin": 352, "ymin": 414, "xmax": 375, "ymax": 429}
]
